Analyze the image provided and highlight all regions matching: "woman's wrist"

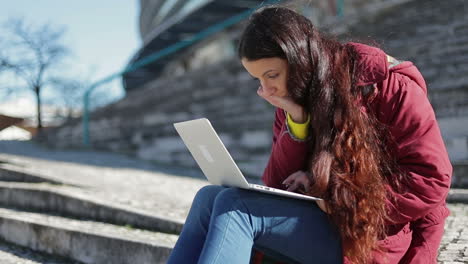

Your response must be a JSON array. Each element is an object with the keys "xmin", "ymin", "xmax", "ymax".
[{"xmin": 288, "ymin": 107, "xmax": 307, "ymax": 123}]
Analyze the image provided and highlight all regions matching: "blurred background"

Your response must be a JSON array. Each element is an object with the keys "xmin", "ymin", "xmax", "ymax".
[{"xmin": 1, "ymin": 0, "xmax": 467, "ymax": 182}]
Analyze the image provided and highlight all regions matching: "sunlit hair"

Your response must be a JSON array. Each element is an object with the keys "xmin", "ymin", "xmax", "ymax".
[{"xmin": 238, "ymin": 6, "xmax": 406, "ymax": 264}]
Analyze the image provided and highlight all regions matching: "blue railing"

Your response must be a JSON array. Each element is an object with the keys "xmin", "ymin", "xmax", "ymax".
[{"xmin": 337, "ymin": 0, "xmax": 344, "ymax": 17}]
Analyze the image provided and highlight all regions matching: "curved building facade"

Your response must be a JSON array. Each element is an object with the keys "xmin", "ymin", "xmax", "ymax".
[
  {"xmin": 124, "ymin": 0, "xmax": 280, "ymax": 93},
  {"xmin": 124, "ymin": 0, "xmax": 380, "ymax": 93}
]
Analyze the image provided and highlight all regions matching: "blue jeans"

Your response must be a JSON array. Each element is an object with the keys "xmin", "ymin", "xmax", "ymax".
[{"xmin": 167, "ymin": 185, "xmax": 342, "ymax": 264}]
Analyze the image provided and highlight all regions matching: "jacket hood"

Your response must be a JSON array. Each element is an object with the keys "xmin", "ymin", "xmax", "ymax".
[
  {"xmin": 348, "ymin": 42, "xmax": 427, "ymax": 92},
  {"xmin": 347, "ymin": 42, "xmax": 388, "ymax": 86}
]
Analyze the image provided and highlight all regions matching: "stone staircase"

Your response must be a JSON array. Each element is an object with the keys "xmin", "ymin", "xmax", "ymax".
[
  {"xmin": 447, "ymin": 134, "xmax": 468, "ymax": 189},
  {"xmin": 453, "ymin": 160, "xmax": 468, "ymax": 188},
  {"xmin": 0, "ymin": 162, "xmax": 182, "ymax": 264},
  {"xmin": 437, "ymin": 117, "xmax": 468, "ymax": 188},
  {"xmin": 0, "ymin": 154, "xmax": 466, "ymax": 263}
]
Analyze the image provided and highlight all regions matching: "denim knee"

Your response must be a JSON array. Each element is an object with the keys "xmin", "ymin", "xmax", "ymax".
[
  {"xmin": 194, "ymin": 185, "xmax": 225, "ymax": 205},
  {"xmin": 190, "ymin": 185, "xmax": 226, "ymax": 216},
  {"xmin": 212, "ymin": 187, "xmax": 245, "ymax": 211},
  {"xmin": 185, "ymin": 185, "xmax": 226, "ymax": 231}
]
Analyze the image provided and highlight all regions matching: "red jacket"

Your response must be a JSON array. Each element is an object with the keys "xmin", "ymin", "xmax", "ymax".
[{"xmin": 261, "ymin": 43, "xmax": 452, "ymax": 263}]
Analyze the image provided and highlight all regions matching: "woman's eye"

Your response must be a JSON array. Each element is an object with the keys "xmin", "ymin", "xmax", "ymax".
[{"xmin": 268, "ymin": 74, "xmax": 279, "ymax": 79}]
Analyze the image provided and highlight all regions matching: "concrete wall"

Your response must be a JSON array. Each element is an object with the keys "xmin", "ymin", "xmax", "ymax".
[{"xmin": 45, "ymin": 0, "xmax": 468, "ymax": 180}]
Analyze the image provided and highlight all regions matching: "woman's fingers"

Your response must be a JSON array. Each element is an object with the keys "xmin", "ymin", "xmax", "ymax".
[
  {"xmin": 286, "ymin": 179, "xmax": 301, "ymax": 192},
  {"xmin": 281, "ymin": 172, "xmax": 296, "ymax": 185},
  {"xmin": 257, "ymin": 86, "xmax": 297, "ymax": 112},
  {"xmin": 282, "ymin": 171, "xmax": 303, "ymax": 185},
  {"xmin": 282, "ymin": 171, "xmax": 311, "ymax": 192},
  {"xmin": 284, "ymin": 171, "xmax": 328, "ymax": 213}
]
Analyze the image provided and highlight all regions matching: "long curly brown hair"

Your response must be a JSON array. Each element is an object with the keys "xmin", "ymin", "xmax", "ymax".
[{"xmin": 238, "ymin": 6, "xmax": 406, "ymax": 264}]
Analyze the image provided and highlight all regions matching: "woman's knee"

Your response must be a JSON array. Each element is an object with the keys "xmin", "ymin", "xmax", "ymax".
[
  {"xmin": 213, "ymin": 187, "xmax": 246, "ymax": 210},
  {"xmin": 192, "ymin": 185, "xmax": 226, "ymax": 208},
  {"xmin": 186, "ymin": 185, "xmax": 227, "ymax": 226},
  {"xmin": 195, "ymin": 187, "xmax": 253, "ymax": 216}
]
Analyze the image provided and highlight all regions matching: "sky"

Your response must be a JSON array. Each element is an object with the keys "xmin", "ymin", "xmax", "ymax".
[{"xmin": 0, "ymin": 0, "xmax": 141, "ymax": 110}]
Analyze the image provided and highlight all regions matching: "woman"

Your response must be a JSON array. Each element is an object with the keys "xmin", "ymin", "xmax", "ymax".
[{"xmin": 167, "ymin": 6, "xmax": 452, "ymax": 264}]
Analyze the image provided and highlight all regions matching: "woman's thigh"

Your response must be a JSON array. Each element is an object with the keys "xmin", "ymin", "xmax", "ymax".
[{"xmin": 212, "ymin": 187, "xmax": 343, "ymax": 264}]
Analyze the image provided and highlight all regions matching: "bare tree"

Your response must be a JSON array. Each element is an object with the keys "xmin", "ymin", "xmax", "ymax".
[
  {"xmin": 49, "ymin": 78, "xmax": 87, "ymax": 121},
  {"xmin": 0, "ymin": 41, "xmax": 14, "ymax": 86},
  {"xmin": 0, "ymin": 57, "xmax": 11, "ymax": 71},
  {"xmin": 48, "ymin": 64, "xmax": 113, "ymax": 123},
  {"xmin": 1, "ymin": 18, "xmax": 68, "ymax": 132}
]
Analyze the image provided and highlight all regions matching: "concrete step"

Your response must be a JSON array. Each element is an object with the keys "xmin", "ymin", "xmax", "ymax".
[
  {"xmin": 0, "ymin": 156, "xmax": 206, "ymax": 223},
  {"xmin": 0, "ymin": 207, "xmax": 177, "ymax": 264},
  {"xmin": 447, "ymin": 188, "xmax": 468, "ymax": 203},
  {"xmin": 0, "ymin": 163, "xmax": 183, "ymax": 263},
  {"xmin": 0, "ymin": 182, "xmax": 183, "ymax": 234},
  {"xmin": 452, "ymin": 160, "xmax": 468, "ymax": 188},
  {"xmin": 0, "ymin": 163, "xmax": 67, "ymax": 185},
  {"xmin": 445, "ymin": 136, "xmax": 468, "ymax": 162},
  {"xmin": 0, "ymin": 238, "xmax": 82, "ymax": 264}
]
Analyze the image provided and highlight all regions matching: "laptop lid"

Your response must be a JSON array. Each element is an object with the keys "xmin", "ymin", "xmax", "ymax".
[{"xmin": 174, "ymin": 118, "xmax": 250, "ymax": 188}]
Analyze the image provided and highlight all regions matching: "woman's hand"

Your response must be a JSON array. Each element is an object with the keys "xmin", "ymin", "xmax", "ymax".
[
  {"xmin": 282, "ymin": 171, "xmax": 330, "ymax": 213},
  {"xmin": 257, "ymin": 86, "xmax": 307, "ymax": 123},
  {"xmin": 282, "ymin": 170, "xmax": 311, "ymax": 193}
]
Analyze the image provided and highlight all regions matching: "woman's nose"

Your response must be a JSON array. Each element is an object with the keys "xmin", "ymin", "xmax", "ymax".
[{"xmin": 260, "ymin": 82, "xmax": 275, "ymax": 95}]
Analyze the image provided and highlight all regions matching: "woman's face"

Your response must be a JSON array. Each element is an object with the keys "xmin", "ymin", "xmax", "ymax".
[{"xmin": 241, "ymin": 57, "xmax": 288, "ymax": 97}]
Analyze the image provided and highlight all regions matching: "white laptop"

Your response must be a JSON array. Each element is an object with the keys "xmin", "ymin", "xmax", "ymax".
[{"xmin": 173, "ymin": 118, "xmax": 321, "ymax": 202}]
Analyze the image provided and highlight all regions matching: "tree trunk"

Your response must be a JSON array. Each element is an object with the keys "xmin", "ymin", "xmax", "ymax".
[
  {"xmin": 67, "ymin": 107, "xmax": 73, "ymax": 121},
  {"xmin": 35, "ymin": 85, "xmax": 42, "ymax": 131}
]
